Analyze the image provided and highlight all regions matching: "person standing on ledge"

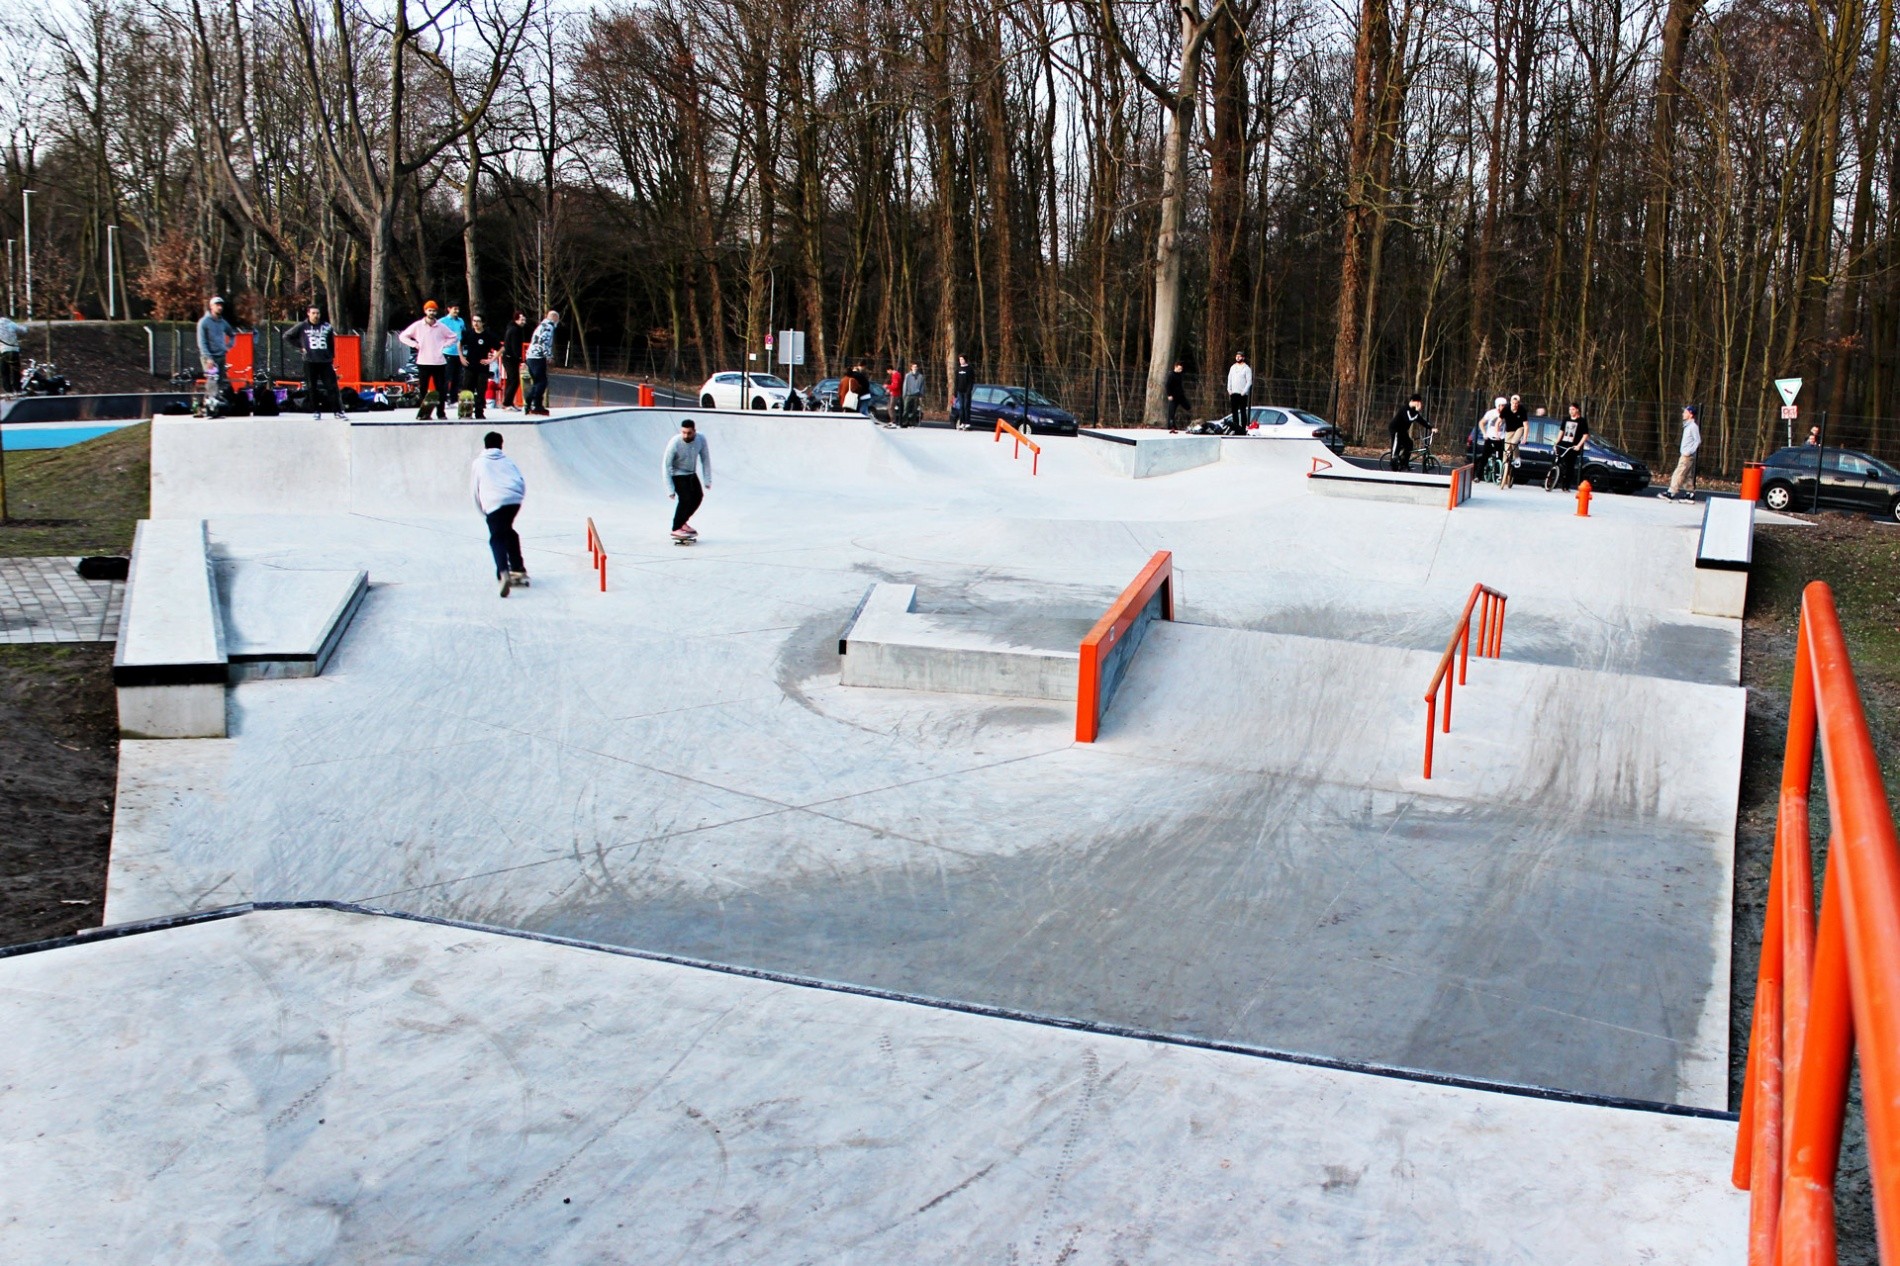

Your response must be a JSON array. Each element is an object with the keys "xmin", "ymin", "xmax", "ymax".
[
  {"xmin": 471, "ymin": 431, "xmax": 528, "ymax": 596},
  {"xmin": 399, "ymin": 301, "xmax": 455, "ymax": 419},
  {"xmin": 500, "ymin": 313, "xmax": 530, "ymax": 411},
  {"xmin": 197, "ymin": 295, "xmax": 237, "ymax": 393},
  {"xmin": 664, "ymin": 417, "xmax": 712, "ymax": 541},
  {"xmin": 283, "ymin": 305, "xmax": 343, "ymax": 419},
  {"xmin": 1164, "ymin": 361, "xmax": 1190, "ymax": 431},
  {"xmin": 523, "ymin": 309, "xmax": 559, "ymax": 416},
  {"xmin": 1224, "ymin": 351, "xmax": 1252, "ymax": 434},
  {"xmin": 1664, "ymin": 404, "xmax": 1702, "ymax": 502},
  {"xmin": 0, "ymin": 311, "xmax": 26, "ymax": 393}
]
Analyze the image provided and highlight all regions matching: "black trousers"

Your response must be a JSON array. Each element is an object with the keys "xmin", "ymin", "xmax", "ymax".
[
  {"xmin": 0, "ymin": 351, "xmax": 19, "ymax": 393},
  {"xmin": 671, "ymin": 474, "xmax": 703, "ymax": 531},
  {"xmin": 502, "ymin": 360, "xmax": 521, "ymax": 409},
  {"xmin": 1167, "ymin": 398, "xmax": 1187, "ymax": 430},
  {"xmin": 418, "ymin": 363, "xmax": 449, "ymax": 416},
  {"xmin": 302, "ymin": 361, "xmax": 339, "ymax": 413},
  {"xmin": 1557, "ymin": 444, "xmax": 1583, "ymax": 490},
  {"xmin": 444, "ymin": 355, "xmax": 464, "ymax": 402},
  {"xmin": 1391, "ymin": 424, "xmax": 1413, "ymax": 465},
  {"xmin": 1227, "ymin": 393, "xmax": 1248, "ymax": 432},
  {"xmin": 955, "ymin": 390, "xmax": 973, "ymax": 429},
  {"xmin": 485, "ymin": 503, "xmax": 524, "ymax": 577},
  {"xmin": 525, "ymin": 358, "xmax": 549, "ymax": 411}
]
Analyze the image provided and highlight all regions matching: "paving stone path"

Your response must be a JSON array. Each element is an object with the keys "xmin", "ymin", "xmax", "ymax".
[{"xmin": 0, "ymin": 557, "xmax": 123, "ymax": 643}]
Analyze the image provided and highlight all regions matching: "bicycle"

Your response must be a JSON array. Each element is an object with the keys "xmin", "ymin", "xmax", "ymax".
[{"xmin": 1387, "ymin": 426, "xmax": 1437, "ymax": 473}]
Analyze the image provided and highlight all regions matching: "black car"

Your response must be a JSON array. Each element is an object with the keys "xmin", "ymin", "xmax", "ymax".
[
  {"xmin": 1759, "ymin": 446, "xmax": 1900, "ymax": 521},
  {"xmin": 956, "ymin": 384, "xmax": 1079, "ymax": 436},
  {"xmin": 1470, "ymin": 419, "xmax": 1651, "ymax": 493},
  {"xmin": 812, "ymin": 377, "xmax": 890, "ymax": 422}
]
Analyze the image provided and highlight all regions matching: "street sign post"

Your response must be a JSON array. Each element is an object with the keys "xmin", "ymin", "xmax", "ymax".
[
  {"xmin": 1775, "ymin": 377, "xmax": 1803, "ymax": 407},
  {"xmin": 776, "ymin": 330, "xmax": 805, "ymax": 367}
]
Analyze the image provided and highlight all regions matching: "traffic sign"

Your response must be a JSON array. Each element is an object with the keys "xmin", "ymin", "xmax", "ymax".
[
  {"xmin": 1775, "ymin": 377, "xmax": 1803, "ymax": 406},
  {"xmin": 1781, "ymin": 405, "xmax": 1799, "ymax": 420}
]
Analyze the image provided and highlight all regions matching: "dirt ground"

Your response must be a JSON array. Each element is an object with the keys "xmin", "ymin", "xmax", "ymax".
[{"xmin": 0, "ymin": 424, "xmax": 149, "ymax": 948}]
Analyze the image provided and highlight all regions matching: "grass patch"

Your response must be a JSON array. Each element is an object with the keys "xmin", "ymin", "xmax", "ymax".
[{"xmin": 0, "ymin": 422, "xmax": 151, "ymax": 557}]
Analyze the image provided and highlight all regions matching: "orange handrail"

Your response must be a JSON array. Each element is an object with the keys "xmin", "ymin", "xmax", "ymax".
[
  {"xmin": 585, "ymin": 517, "xmax": 607, "ymax": 592},
  {"xmin": 994, "ymin": 418, "xmax": 1042, "ymax": 475},
  {"xmin": 1421, "ymin": 582, "xmax": 1507, "ymax": 778},
  {"xmin": 1076, "ymin": 550, "xmax": 1173, "ymax": 742},
  {"xmin": 1734, "ymin": 581, "xmax": 1900, "ymax": 1264}
]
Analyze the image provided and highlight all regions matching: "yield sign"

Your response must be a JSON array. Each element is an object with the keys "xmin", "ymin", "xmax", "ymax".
[{"xmin": 1775, "ymin": 377, "xmax": 1803, "ymax": 406}]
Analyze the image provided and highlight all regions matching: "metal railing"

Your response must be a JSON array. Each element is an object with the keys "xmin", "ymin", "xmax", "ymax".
[
  {"xmin": 994, "ymin": 418, "xmax": 1041, "ymax": 475},
  {"xmin": 1421, "ymin": 583, "xmax": 1508, "ymax": 779},
  {"xmin": 1076, "ymin": 550, "xmax": 1175, "ymax": 743},
  {"xmin": 1733, "ymin": 581, "xmax": 1900, "ymax": 1263},
  {"xmin": 585, "ymin": 517, "xmax": 608, "ymax": 592}
]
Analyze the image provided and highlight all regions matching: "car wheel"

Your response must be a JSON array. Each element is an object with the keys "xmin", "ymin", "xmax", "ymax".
[
  {"xmin": 1761, "ymin": 481, "xmax": 1794, "ymax": 512},
  {"xmin": 1889, "ymin": 496, "xmax": 1900, "ymax": 524},
  {"xmin": 1020, "ymin": 421, "xmax": 1032, "ymax": 438},
  {"xmin": 701, "ymin": 394, "xmax": 716, "ymax": 408}
]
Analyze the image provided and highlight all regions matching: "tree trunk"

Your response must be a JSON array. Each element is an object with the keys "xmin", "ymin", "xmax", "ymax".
[
  {"xmin": 1203, "ymin": 5, "xmax": 1248, "ymax": 409},
  {"xmin": 1641, "ymin": 0, "xmax": 1702, "ymax": 400},
  {"xmin": 1332, "ymin": 0, "xmax": 1390, "ymax": 431}
]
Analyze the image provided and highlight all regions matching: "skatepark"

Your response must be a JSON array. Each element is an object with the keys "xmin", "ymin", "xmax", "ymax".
[{"xmin": 4, "ymin": 404, "xmax": 1761, "ymax": 1258}]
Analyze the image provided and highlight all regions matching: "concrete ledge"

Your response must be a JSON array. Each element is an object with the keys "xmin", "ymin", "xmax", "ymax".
[
  {"xmin": 113, "ymin": 520, "xmax": 227, "ymax": 737},
  {"xmin": 1080, "ymin": 430, "xmax": 1222, "ymax": 478},
  {"xmin": 217, "ymin": 564, "xmax": 369, "ymax": 681},
  {"xmin": 840, "ymin": 583, "xmax": 1086, "ymax": 700},
  {"xmin": 1692, "ymin": 568, "xmax": 1748, "ymax": 619},
  {"xmin": 1308, "ymin": 462, "xmax": 1463, "ymax": 507},
  {"xmin": 1691, "ymin": 499, "xmax": 1753, "ymax": 618}
]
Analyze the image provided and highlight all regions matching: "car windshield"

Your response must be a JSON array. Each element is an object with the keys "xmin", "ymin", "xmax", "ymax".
[
  {"xmin": 740, "ymin": 374, "xmax": 788, "ymax": 388},
  {"xmin": 1021, "ymin": 389, "xmax": 1058, "ymax": 407},
  {"xmin": 1866, "ymin": 456, "xmax": 1900, "ymax": 481},
  {"xmin": 1291, "ymin": 410, "xmax": 1331, "ymax": 429}
]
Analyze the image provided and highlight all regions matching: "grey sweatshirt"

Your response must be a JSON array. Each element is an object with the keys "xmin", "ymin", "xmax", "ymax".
[
  {"xmin": 662, "ymin": 434, "xmax": 711, "ymax": 487},
  {"xmin": 197, "ymin": 312, "xmax": 237, "ymax": 359}
]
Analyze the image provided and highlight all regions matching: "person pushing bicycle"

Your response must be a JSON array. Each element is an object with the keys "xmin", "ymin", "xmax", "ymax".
[{"xmin": 1390, "ymin": 395, "xmax": 1426, "ymax": 469}]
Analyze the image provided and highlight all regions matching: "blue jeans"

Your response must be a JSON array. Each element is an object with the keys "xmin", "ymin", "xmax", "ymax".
[
  {"xmin": 485, "ymin": 503, "xmax": 524, "ymax": 577},
  {"xmin": 525, "ymin": 358, "xmax": 549, "ymax": 411}
]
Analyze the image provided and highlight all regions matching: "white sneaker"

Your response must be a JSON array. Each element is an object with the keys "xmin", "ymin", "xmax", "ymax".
[
  {"xmin": 511, "ymin": 571, "xmax": 531, "ymax": 587},
  {"xmin": 499, "ymin": 573, "xmax": 512, "ymax": 597}
]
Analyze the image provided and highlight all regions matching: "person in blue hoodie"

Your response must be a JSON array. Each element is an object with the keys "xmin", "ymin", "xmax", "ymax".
[
  {"xmin": 440, "ymin": 303, "xmax": 467, "ymax": 405},
  {"xmin": 471, "ymin": 431, "xmax": 528, "ymax": 596}
]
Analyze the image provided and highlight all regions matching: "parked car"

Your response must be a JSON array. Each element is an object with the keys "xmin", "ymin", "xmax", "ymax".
[
  {"xmin": 1759, "ymin": 445, "xmax": 1900, "ymax": 520},
  {"xmin": 1471, "ymin": 419, "xmax": 1652, "ymax": 493},
  {"xmin": 697, "ymin": 371, "xmax": 797, "ymax": 410},
  {"xmin": 1240, "ymin": 405, "xmax": 1345, "ymax": 452},
  {"xmin": 812, "ymin": 377, "xmax": 891, "ymax": 422},
  {"xmin": 956, "ymin": 384, "xmax": 1079, "ymax": 436}
]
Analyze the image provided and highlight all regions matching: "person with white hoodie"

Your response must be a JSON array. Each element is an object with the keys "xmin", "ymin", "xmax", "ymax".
[
  {"xmin": 471, "ymin": 431, "xmax": 528, "ymax": 595},
  {"xmin": 1224, "ymin": 352, "xmax": 1253, "ymax": 434}
]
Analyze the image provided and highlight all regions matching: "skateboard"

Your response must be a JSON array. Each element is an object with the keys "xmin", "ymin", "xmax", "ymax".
[{"xmin": 671, "ymin": 532, "xmax": 698, "ymax": 546}]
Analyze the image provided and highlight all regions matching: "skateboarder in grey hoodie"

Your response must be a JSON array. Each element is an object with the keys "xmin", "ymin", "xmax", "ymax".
[
  {"xmin": 663, "ymin": 419, "xmax": 711, "ymax": 540},
  {"xmin": 472, "ymin": 431, "xmax": 528, "ymax": 595}
]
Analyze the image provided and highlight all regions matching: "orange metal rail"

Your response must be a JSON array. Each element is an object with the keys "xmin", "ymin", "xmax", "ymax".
[
  {"xmin": 1734, "ymin": 581, "xmax": 1900, "ymax": 1264},
  {"xmin": 1075, "ymin": 550, "xmax": 1174, "ymax": 743},
  {"xmin": 993, "ymin": 418, "xmax": 1042, "ymax": 475},
  {"xmin": 1421, "ymin": 582, "xmax": 1507, "ymax": 779},
  {"xmin": 585, "ymin": 517, "xmax": 608, "ymax": 592}
]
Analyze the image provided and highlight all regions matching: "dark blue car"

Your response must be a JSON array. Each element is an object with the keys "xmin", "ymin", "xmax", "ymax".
[{"xmin": 956, "ymin": 384, "xmax": 1079, "ymax": 436}]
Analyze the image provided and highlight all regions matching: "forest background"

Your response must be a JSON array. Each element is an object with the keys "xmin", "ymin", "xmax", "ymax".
[{"xmin": 1, "ymin": 0, "xmax": 1895, "ymax": 470}]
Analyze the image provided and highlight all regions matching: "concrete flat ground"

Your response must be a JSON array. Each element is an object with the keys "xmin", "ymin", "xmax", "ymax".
[
  {"xmin": 106, "ymin": 409, "xmax": 1745, "ymax": 1110},
  {"xmin": 0, "ymin": 906, "xmax": 1746, "ymax": 1263}
]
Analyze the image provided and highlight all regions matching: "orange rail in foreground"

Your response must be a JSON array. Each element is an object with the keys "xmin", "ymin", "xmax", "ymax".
[
  {"xmin": 1447, "ymin": 463, "xmax": 1475, "ymax": 509},
  {"xmin": 585, "ymin": 518, "xmax": 608, "ymax": 592},
  {"xmin": 994, "ymin": 419, "xmax": 1042, "ymax": 475},
  {"xmin": 1734, "ymin": 581, "xmax": 1900, "ymax": 1264},
  {"xmin": 1421, "ymin": 582, "xmax": 1507, "ymax": 778},
  {"xmin": 1075, "ymin": 550, "xmax": 1174, "ymax": 743}
]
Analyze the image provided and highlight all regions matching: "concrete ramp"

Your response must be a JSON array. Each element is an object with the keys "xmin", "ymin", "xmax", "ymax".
[
  {"xmin": 214, "ymin": 561, "xmax": 367, "ymax": 681},
  {"xmin": 840, "ymin": 582, "xmax": 1088, "ymax": 700},
  {"xmin": 0, "ymin": 906, "xmax": 1745, "ymax": 1263}
]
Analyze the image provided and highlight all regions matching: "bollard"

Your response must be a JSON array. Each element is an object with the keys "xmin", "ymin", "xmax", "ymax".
[
  {"xmin": 1576, "ymin": 480, "xmax": 1592, "ymax": 517},
  {"xmin": 1740, "ymin": 462, "xmax": 1763, "ymax": 502},
  {"xmin": 638, "ymin": 383, "xmax": 655, "ymax": 408}
]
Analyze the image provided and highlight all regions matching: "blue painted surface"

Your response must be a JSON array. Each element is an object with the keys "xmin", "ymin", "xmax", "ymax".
[{"xmin": 2, "ymin": 421, "xmax": 139, "ymax": 451}]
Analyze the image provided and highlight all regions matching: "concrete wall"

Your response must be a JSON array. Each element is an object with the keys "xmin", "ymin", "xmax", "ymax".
[{"xmin": 1082, "ymin": 432, "xmax": 1222, "ymax": 478}]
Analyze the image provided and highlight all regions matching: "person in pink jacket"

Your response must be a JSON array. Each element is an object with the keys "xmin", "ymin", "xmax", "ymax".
[{"xmin": 398, "ymin": 301, "xmax": 456, "ymax": 419}]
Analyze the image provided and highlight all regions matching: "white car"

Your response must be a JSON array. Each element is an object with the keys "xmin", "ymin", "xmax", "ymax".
[
  {"xmin": 1194, "ymin": 404, "xmax": 1344, "ymax": 451},
  {"xmin": 698, "ymin": 372, "xmax": 795, "ymax": 410}
]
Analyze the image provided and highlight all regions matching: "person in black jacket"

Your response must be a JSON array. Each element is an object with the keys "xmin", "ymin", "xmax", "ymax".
[
  {"xmin": 499, "ymin": 313, "xmax": 530, "ymax": 411},
  {"xmin": 283, "ymin": 305, "xmax": 343, "ymax": 418},
  {"xmin": 953, "ymin": 355, "xmax": 975, "ymax": 430},
  {"xmin": 462, "ymin": 315, "xmax": 497, "ymax": 419},
  {"xmin": 1164, "ymin": 362, "xmax": 1189, "ymax": 431},
  {"xmin": 1390, "ymin": 395, "xmax": 1425, "ymax": 468}
]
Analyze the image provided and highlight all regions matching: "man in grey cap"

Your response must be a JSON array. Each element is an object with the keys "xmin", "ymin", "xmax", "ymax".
[{"xmin": 197, "ymin": 296, "xmax": 237, "ymax": 393}]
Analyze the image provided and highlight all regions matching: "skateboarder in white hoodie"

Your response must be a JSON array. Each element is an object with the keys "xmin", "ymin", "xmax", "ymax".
[{"xmin": 472, "ymin": 431, "xmax": 528, "ymax": 595}]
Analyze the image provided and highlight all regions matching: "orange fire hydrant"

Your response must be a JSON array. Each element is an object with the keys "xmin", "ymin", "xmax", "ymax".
[{"xmin": 1576, "ymin": 480, "xmax": 1593, "ymax": 517}]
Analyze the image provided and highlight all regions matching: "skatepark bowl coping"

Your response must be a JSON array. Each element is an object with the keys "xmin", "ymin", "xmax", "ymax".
[
  {"xmin": 1076, "ymin": 550, "xmax": 1174, "ymax": 743},
  {"xmin": 993, "ymin": 417, "xmax": 1040, "ymax": 475},
  {"xmin": 1422, "ymin": 582, "xmax": 1508, "ymax": 779},
  {"xmin": 1733, "ymin": 581, "xmax": 1900, "ymax": 1263},
  {"xmin": 585, "ymin": 516, "xmax": 607, "ymax": 591}
]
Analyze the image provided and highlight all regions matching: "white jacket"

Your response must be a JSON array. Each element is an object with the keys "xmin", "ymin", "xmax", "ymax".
[
  {"xmin": 1680, "ymin": 419, "xmax": 1702, "ymax": 456},
  {"xmin": 1226, "ymin": 362, "xmax": 1253, "ymax": 396},
  {"xmin": 471, "ymin": 448, "xmax": 526, "ymax": 514}
]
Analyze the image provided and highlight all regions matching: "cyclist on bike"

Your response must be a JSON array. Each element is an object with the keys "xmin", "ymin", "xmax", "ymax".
[
  {"xmin": 1390, "ymin": 394, "xmax": 1426, "ymax": 469},
  {"xmin": 1501, "ymin": 397, "xmax": 1529, "ymax": 489},
  {"xmin": 1553, "ymin": 402, "xmax": 1590, "ymax": 491},
  {"xmin": 1478, "ymin": 397, "xmax": 1508, "ymax": 482}
]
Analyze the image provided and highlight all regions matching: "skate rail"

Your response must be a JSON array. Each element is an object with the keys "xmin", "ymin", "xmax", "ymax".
[
  {"xmin": 1421, "ymin": 582, "xmax": 1507, "ymax": 778},
  {"xmin": 994, "ymin": 419, "xmax": 1041, "ymax": 475},
  {"xmin": 585, "ymin": 517, "xmax": 607, "ymax": 592},
  {"xmin": 1733, "ymin": 582, "xmax": 1900, "ymax": 1263},
  {"xmin": 1075, "ymin": 550, "xmax": 1173, "ymax": 742}
]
